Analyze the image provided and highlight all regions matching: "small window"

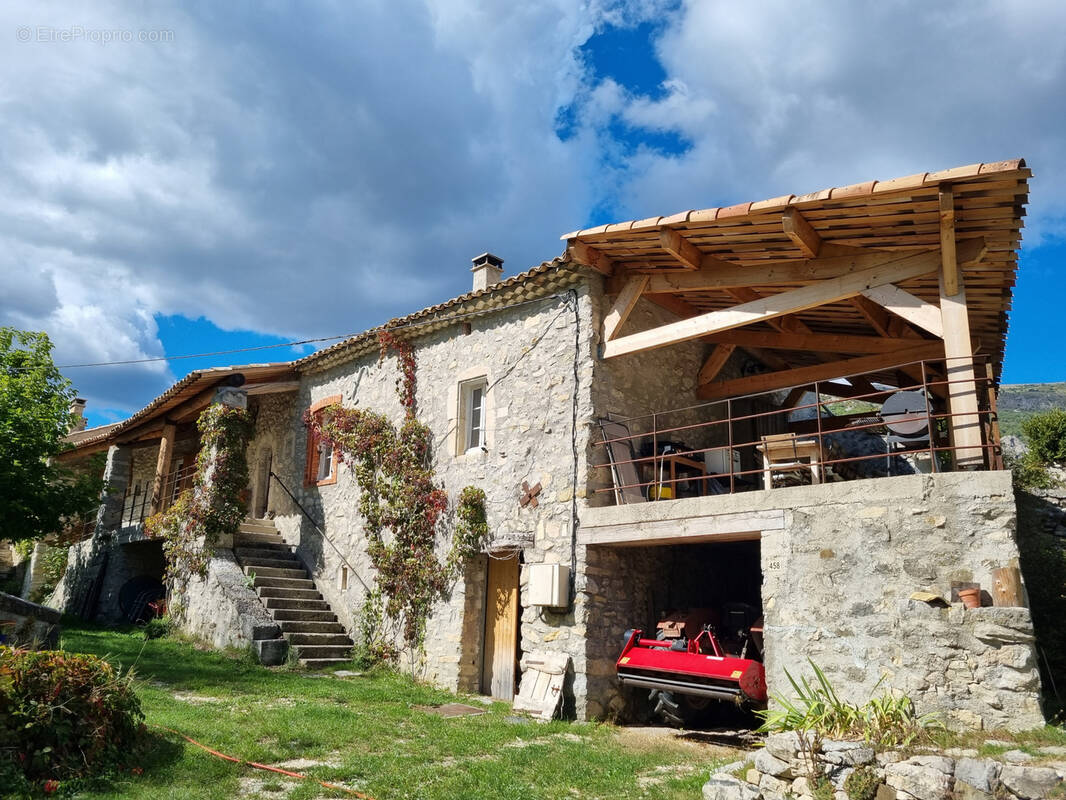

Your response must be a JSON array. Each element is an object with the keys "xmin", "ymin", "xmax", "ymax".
[
  {"xmin": 305, "ymin": 395, "xmax": 341, "ymax": 486},
  {"xmin": 460, "ymin": 378, "xmax": 488, "ymax": 453}
]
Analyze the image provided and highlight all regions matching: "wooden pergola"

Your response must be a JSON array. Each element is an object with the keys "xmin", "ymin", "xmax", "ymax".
[{"xmin": 562, "ymin": 159, "xmax": 1029, "ymax": 468}]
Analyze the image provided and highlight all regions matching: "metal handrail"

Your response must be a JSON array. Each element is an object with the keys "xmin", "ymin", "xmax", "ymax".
[
  {"xmin": 595, "ymin": 353, "xmax": 1000, "ymax": 497},
  {"xmin": 268, "ymin": 470, "xmax": 372, "ymax": 593}
]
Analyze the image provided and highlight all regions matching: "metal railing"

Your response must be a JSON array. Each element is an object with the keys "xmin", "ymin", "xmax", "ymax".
[{"xmin": 595, "ymin": 354, "xmax": 1002, "ymax": 502}]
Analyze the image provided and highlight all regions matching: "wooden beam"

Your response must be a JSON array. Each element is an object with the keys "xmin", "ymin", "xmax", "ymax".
[
  {"xmin": 939, "ymin": 267, "xmax": 984, "ymax": 467},
  {"xmin": 859, "ymin": 283, "xmax": 945, "ymax": 337},
  {"xmin": 704, "ymin": 329, "xmax": 918, "ymax": 355},
  {"xmin": 782, "ymin": 208, "xmax": 821, "ymax": 257},
  {"xmin": 849, "ymin": 295, "xmax": 895, "ymax": 337},
  {"xmin": 939, "ymin": 186, "xmax": 958, "ymax": 296},
  {"xmin": 604, "ymin": 239, "xmax": 984, "ymax": 360},
  {"xmin": 659, "ymin": 228, "xmax": 704, "ymax": 270},
  {"xmin": 723, "ymin": 287, "xmax": 814, "ymax": 335},
  {"xmin": 635, "ymin": 242, "xmax": 960, "ymax": 295},
  {"xmin": 245, "ymin": 380, "xmax": 300, "ymax": 396},
  {"xmin": 643, "ymin": 292, "xmax": 702, "ymax": 319},
  {"xmin": 567, "ymin": 241, "xmax": 615, "ymax": 276},
  {"xmin": 697, "ymin": 342, "xmax": 945, "ymax": 400},
  {"xmin": 698, "ymin": 345, "xmax": 736, "ymax": 385},
  {"xmin": 149, "ymin": 423, "xmax": 176, "ymax": 515},
  {"xmin": 605, "ymin": 249, "xmax": 944, "ymax": 359},
  {"xmin": 742, "ymin": 347, "xmax": 791, "ymax": 372},
  {"xmin": 603, "ymin": 275, "xmax": 648, "ymax": 341}
]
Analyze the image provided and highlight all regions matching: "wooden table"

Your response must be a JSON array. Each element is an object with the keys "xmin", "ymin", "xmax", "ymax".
[
  {"xmin": 648, "ymin": 453, "xmax": 707, "ymax": 499},
  {"xmin": 756, "ymin": 434, "xmax": 822, "ymax": 488}
]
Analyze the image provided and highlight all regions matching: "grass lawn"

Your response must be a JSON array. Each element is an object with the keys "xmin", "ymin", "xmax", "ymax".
[{"xmin": 57, "ymin": 622, "xmax": 735, "ymax": 800}]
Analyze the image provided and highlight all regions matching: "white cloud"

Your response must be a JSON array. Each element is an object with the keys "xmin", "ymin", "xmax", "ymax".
[{"xmin": 0, "ymin": 0, "xmax": 1063, "ymax": 416}]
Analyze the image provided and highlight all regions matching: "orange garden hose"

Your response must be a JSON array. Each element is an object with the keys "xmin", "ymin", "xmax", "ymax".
[{"xmin": 154, "ymin": 725, "xmax": 375, "ymax": 799}]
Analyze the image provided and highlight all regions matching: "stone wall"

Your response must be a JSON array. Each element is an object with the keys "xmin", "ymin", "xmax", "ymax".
[
  {"xmin": 0, "ymin": 590, "xmax": 61, "ymax": 648},
  {"xmin": 171, "ymin": 549, "xmax": 286, "ymax": 664},
  {"xmin": 275, "ymin": 280, "xmax": 598, "ymax": 693},
  {"xmin": 705, "ymin": 731, "xmax": 1065, "ymax": 800},
  {"xmin": 578, "ymin": 471, "xmax": 1044, "ymax": 729},
  {"xmin": 762, "ymin": 471, "xmax": 1042, "ymax": 731}
]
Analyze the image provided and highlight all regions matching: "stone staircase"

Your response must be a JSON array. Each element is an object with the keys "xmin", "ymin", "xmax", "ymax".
[{"xmin": 234, "ymin": 519, "xmax": 354, "ymax": 668}]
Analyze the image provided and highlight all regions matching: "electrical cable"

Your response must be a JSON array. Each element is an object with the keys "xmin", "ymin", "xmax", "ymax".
[{"xmin": 153, "ymin": 725, "xmax": 373, "ymax": 798}]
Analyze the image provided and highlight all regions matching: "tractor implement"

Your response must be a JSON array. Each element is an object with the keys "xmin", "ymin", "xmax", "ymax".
[{"xmin": 616, "ymin": 628, "xmax": 768, "ymax": 715}]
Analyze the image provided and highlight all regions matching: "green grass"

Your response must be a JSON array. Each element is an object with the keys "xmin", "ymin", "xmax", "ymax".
[{"xmin": 55, "ymin": 622, "xmax": 730, "ymax": 799}]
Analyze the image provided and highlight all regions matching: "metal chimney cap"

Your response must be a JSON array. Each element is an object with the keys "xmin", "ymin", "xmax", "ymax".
[{"xmin": 471, "ymin": 252, "xmax": 504, "ymax": 270}]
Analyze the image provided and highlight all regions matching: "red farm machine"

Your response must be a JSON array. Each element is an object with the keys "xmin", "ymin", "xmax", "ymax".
[{"xmin": 616, "ymin": 607, "xmax": 767, "ymax": 726}]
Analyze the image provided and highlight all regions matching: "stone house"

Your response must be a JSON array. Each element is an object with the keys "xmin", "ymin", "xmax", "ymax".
[{"xmin": 54, "ymin": 159, "xmax": 1046, "ymax": 730}]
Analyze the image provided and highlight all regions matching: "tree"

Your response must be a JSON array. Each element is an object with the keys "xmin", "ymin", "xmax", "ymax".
[{"xmin": 0, "ymin": 328, "xmax": 103, "ymax": 544}]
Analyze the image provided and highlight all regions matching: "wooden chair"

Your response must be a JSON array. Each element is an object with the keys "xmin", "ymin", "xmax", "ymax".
[{"xmin": 756, "ymin": 433, "xmax": 823, "ymax": 489}]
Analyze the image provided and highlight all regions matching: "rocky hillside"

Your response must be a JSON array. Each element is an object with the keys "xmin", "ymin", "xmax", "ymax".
[{"xmin": 998, "ymin": 382, "xmax": 1066, "ymax": 439}]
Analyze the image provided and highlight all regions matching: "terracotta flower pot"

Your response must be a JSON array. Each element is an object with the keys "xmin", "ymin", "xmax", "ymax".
[{"xmin": 959, "ymin": 587, "xmax": 981, "ymax": 609}]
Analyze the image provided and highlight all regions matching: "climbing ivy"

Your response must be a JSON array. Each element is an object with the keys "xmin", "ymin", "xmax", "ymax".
[
  {"xmin": 306, "ymin": 329, "xmax": 488, "ymax": 652},
  {"xmin": 146, "ymin": 403, "xmax": 255, "ymax": 578}
]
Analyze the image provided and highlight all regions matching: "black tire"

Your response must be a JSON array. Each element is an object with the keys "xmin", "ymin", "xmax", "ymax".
[{"xmin": 650, "ymin": 689, "xmax": 707, "ymax": 727}]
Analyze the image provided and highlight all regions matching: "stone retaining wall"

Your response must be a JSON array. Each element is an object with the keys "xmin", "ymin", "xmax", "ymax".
[
  {"xmin": 705, "ymin": 732, "xmax": 1066, "ymax": 800},
  {"xmin": 0, "ymin": 590, "xmax": 61, "ymax": 648}
]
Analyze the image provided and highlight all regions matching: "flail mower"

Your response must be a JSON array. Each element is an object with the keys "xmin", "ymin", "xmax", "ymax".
[{"xmin": 616, "ymin": 607, "xmax": 767, "ymax": 726}]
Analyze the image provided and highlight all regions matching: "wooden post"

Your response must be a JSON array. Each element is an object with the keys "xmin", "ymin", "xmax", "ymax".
[
  {"xmin": 149, "ymin": 422, "xmax": 177, "ymax": 515},
  {"xmin": 992, "ymin": 567, "xmax": 1025, "ymax": 607},
  {"xmin": 938, "ymin": 190, "xmax": 983, "ymax": 469}
]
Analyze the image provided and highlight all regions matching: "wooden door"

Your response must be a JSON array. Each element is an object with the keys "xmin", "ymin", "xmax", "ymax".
[{"xmin": 482, "ymin": 554, "xmax": 520, "ymax": 700}]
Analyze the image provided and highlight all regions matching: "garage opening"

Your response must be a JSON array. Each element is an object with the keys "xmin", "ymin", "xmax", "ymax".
[{"xmin": 588, "ymin": 536, "xmax": 764, "ymax": 730}]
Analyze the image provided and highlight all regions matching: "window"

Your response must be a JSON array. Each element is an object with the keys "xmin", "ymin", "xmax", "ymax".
[
  {"xmin": 305, "ymin": 395, "xmax": 341, "ymax": 486},
  {"xmin": 460, "ymin": 378, "xmax": 488, "ymax": 453}
]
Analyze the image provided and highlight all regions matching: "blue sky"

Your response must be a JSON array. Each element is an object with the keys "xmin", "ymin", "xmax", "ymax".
[{"xmin": 0, "ymin": 1, "xmax": 1063, "ymax": 428}]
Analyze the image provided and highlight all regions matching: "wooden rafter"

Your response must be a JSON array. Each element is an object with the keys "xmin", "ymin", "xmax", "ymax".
[
  {"xmin": 703, "ymin": 329, "xmax": 920, "ymax": 355},
  {"xmin": 602, "ymin": 275, "xmax": 648, "ymax": 341},
  {"xmin": 631, "ymin": 245, "xmax": 939, "ymax": 295},
  {"xmin": 604, "ymin": 239, "xmax": 984, "ymax": 360},
  {"xmin": 659, "ymin": 228, "xmax": 703, "ymax": 270},
  {"xmin": 697, "ymin": 342, "xmax": 945, "ymax": 400},
  {"xmin": 859, "ymin": 284, "xmax": 945, "ymax": 337},
  {"xmin": 698, "ymin": 344, "xmax": 735, "ymax": 385},
  {"xmin": 567, "ymin": 241, "xmax": 615, "ymax": 276},
  {"xmin": 782, "ymin": 208, "xmax": 821, "ymax": 257}
]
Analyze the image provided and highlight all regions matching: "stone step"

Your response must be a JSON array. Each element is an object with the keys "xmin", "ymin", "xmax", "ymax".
[
  {"xmin": 244, "ymin": 565, "xmax": 306, "ymax": 580},
  {"xmin": 264, "ymin": 597, "xmax": 330, "ymax": 612},
  {"xmin": 258, "ymin": 586, "xmax": 322, "ymax": 601},
  {"xmin": 238, "ymin": 555, "xmax": 304, "ymax": 571},
  {"xmin": 235, "ymin": 532, "xmax": 287, "ymax": 546},
  {"xmin": 294, "ymin": 644, "xmax": 353, "ymax": 660},
  {"xmin": 236, "ymin": 546, "xmax": 295, "ymax": 562},
  {"xmin": 253, "ymin": 575, "xmax": 315, "ymax": 590},
  {"xmin": 271, "ymin": 609, "xmax": 338, "ymax": 622},
  {"xmin": 300, "ymin": 657, "xmax": 353, "ymax": 669},
  {"xmin": 285, "ymin": 632, "xmax": 353, "ymax": 646},
  {"xmin": 278, "ymin": 620, "xmax": 348, "ymax": 634},
  {"xmin": 240, "ymin": 519, "xmax": 278, "ymax": 532}
]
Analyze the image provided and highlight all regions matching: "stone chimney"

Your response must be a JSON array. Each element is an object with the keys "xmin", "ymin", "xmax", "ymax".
[
  {"xmin": 471, "ymin": 252, "xmax": 504, "ymax": 292},
  {"xmin": 69, "ymin": 398, "xmax": 87, "ymax": 432}
]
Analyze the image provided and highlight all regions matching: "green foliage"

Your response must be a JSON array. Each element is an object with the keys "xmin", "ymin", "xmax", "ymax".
[
  {"xmin": 354, "ymin": 586, "xmax": 399, "ymax": 666},
  {"xmin": 1022, "ymin": 408, "xmax": 1066, "ymax": 465},
  {"xmin": 145, "ymin": 404, "xmax": 255, "ymax": 578},
  {"xmin": 29, "ymin": 544, "xmax": 70, "ymax": 604},
  {"xmin": 0, "ymin": 646, "xmax": 145, "ymax": 793},
  {"xmin": 308, "ymin": 330, "xmax": 489, "ymax": 653},
  {"xmin": 140, "ymin": 616, "xmax": 172, "ymax": 640},
  {"xmin": 756, "ymin": 660, "xmax": 941, "ymax": 748},
  {"xmin": 844, "ymin": 766, "xmax": 881, "ymax": 800},
  {"xmin": 812, "ymin": 777, "xmax": 835, "ymax": 800},
  {"xmin": 1008, "ymin": 451, "xmax": 1056, "ymax": 490},
  {"xmin": 13, "ymin": 539, "xmax": 33, "ymax": 560},
  {"xmin": 0, "ymin": 328, "xmax": 104, "ymax": 544}
]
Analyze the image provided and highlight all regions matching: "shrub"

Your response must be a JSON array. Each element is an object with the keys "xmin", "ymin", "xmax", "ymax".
[
  {"xmin": 756, "ymin": 660, "xmax": 941, "ymax": 748},
  {"xmin": 1008, "ymin": 451, "xmax": 1056, "ymax": 490},
  {"xmin": 140, "ymin": 616, "xmax": 172, "ymax": 640},
  {"xmin": 844, "ymin": 766, "xmax": 881, "ymax": 800},
  {"xmin": 1022, "ymin": 408, "xmax": 1066, "ymax": 465},
  {"xmin": 0, "ymin": 646, "xmax": 145, "ymax": 791}
]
